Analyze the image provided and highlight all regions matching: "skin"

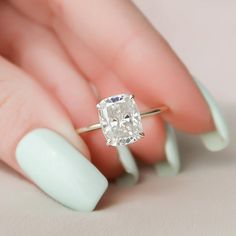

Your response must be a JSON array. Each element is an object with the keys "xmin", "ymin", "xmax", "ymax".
[{"xmin": 0, "ymin": 0, "xmax": 214, "ymax": 180}]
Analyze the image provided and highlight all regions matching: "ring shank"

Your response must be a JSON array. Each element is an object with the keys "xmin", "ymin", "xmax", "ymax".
[{"xmin": 76, "ymin": 105, "xmax": 168, "ymax": 134}]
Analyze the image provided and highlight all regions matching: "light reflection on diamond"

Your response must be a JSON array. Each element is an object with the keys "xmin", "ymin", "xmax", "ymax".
[{"xmin": 97, "ymin": 94, "xmax": 144, "ymax": 146}]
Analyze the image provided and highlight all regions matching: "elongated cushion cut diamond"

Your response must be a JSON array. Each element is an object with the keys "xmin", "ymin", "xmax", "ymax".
[{"xmin": 97, "ymin": 94, "xmax": 144, "ymax": 146}]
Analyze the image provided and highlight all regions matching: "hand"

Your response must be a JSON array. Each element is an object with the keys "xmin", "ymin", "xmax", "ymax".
[{"xmin": 0, "ymin": 0, "xmax": 214, "ymax": 211}]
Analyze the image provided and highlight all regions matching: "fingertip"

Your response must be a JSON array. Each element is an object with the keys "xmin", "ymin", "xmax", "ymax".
[
  {"xmin": 193, "ymin": 77, "xmax": 230, "ymax": 151},
  {"xmin": 16, "ymin": 128, "xmax": 108, "ymax": 211},
  {"xmin": 115, "ymin": 145, "xmax": 139, "ymax": 187},
  {"xmin": 154, "ymin": 124, "xmax": 181, "ymax": 176}
]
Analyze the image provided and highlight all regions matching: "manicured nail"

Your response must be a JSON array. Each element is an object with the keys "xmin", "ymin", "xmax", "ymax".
[
  {"xmin": 154, "ymin": 124, "xmax": 181, "ymax": 176},
  {"xmin": 115, "ymin": 146, "xmax": 139, "ymax": 186},
  {"xmin": 15, "ymin": 128, "xmax": 108, "ymax": 211},
  {"xmin": 193, "ymin": 77, "xmax": 230, "ymax": 151}
]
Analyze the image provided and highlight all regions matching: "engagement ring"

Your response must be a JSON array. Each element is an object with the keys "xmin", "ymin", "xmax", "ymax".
[{"xmin": 76, "ymin": 94, "xmax": 167, "ymax": 146}]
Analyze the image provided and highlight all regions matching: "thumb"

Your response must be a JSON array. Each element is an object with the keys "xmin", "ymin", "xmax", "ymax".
[{"xmin": 0, "ymin": 57, "xmax": 108, "ymax": 211}]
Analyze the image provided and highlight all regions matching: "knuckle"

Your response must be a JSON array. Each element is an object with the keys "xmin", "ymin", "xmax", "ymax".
[
  {"xmin": 0, "ymin": 76, "xmax": 36, "ymax": 161},
  {"xmin": 0, "ymin": 77, "xmax": 33, "ymax": 136},
  {"xmin": 0, "ymin": 78, "xmax": 16, "ymax": 111}
]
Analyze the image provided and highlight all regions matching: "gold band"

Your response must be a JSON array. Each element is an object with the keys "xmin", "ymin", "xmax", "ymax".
[{"xmin": 76, "ymin": 106, "xmax": 168, "ymax": 134}]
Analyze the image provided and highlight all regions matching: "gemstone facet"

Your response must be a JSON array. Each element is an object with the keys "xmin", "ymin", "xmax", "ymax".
[{"xmin": 97, "ymin": 94, "xmax": 144, "ymax": 146}]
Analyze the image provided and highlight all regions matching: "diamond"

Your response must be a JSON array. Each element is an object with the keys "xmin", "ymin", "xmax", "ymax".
[{"xmin": 97, "ymin": 94, "xmax": 144, "ymax": 146}]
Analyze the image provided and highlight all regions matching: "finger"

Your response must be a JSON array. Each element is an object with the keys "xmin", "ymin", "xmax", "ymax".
[
  {"xmin": 49, "ymin": 19, "xmax": 166, "ymax": 164},
  {"xmin": 49, "ymin": 0, "xmax": 214, "ymax": 133},
  {"xmin": 0, "ymin": 3, "xmax": 123, "ymax": 179},
  {"xmin": 0, "ymin": 56, "xmax": 107, "ymax": 211}
]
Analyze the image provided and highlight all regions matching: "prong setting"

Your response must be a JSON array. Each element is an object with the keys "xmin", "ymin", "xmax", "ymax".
[
  {"xmin": 139, "ymin": 132, "xmax": 145, "ymax": 137},
  {"xmin": 106, "ymin": 139, "xmax": 112, "ymax": 146},
  {"xmin": 97, "ymin": 94, "xmax": 144, "ymax": 146}
]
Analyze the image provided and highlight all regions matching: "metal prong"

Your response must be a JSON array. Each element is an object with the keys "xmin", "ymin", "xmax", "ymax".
[
  {"xmin": 139, "ymin": 132, "xmax": 145, "ymax": 137},
  {"xmin": 96, "ymin": 103, "xmax": 100, "ymax": 109},
  {"xmin": 106, "ymin": 139, "xmax": 112, "ymax": 146},
  {"xmin": 130, "ymin": 94, "xmax": 135, "ymax": 99}
]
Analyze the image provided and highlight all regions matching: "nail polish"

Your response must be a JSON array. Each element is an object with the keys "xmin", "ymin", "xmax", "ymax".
[
  {"xmin": 115, "ymin": 146, "xmax": 139, "ymax": 186},
  {"xmin": 154, "ymin": 124, "xmax": 180, "ymax": 176},
  {"xmin": 193, "ymin": 77, "xmax": 230, "ymax": 151},
  {"xmin": 16, "ymin": 128, "xmax": 108, "ymax": 211}
]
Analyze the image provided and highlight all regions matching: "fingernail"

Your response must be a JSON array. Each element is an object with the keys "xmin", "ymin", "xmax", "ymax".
[
  {"xmin": 15, "ymin": 128, "xmax": 108, "ymax": 211},
  {"xmin": 154, "ymin": 124, "xmax": 181, "ymax": 176},
  {"xmin": 115, "ymin": 146, "xmax": 139, "ymax": 186},
  {"xmin": 193, "ymin": 77, "xmax": 230, "ymax": 151}
]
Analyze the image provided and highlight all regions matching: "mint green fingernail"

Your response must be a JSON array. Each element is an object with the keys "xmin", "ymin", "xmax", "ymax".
[
  {"xmin": 193, "ymin": 77, "xmax": 230, "ymax": 151},
  {"xmin": 154, "ymin": 124, "xmax": 181, "ymax": 176},
  {"xmin": 115, "ymin": 146, "xmax": 139, "ymax": 186},
  {"xmin": 16, "ymin": 128, "xmax": 108, "ymax": 211}
]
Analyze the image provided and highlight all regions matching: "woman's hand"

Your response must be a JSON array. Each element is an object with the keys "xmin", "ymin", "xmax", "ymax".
[{"xmin": 0, "ymin": 0, "xmax": 216, "ymax": 211}]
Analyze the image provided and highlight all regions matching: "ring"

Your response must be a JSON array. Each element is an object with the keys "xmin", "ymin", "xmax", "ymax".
[{"xmin": 76, "ymin": 94, "xmax": 168, "ymax": 146}]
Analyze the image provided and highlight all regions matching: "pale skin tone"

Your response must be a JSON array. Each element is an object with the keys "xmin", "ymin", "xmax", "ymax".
[{"xmin": 0, "ymin": 0, "xmax": 214, "ymax": 180}]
